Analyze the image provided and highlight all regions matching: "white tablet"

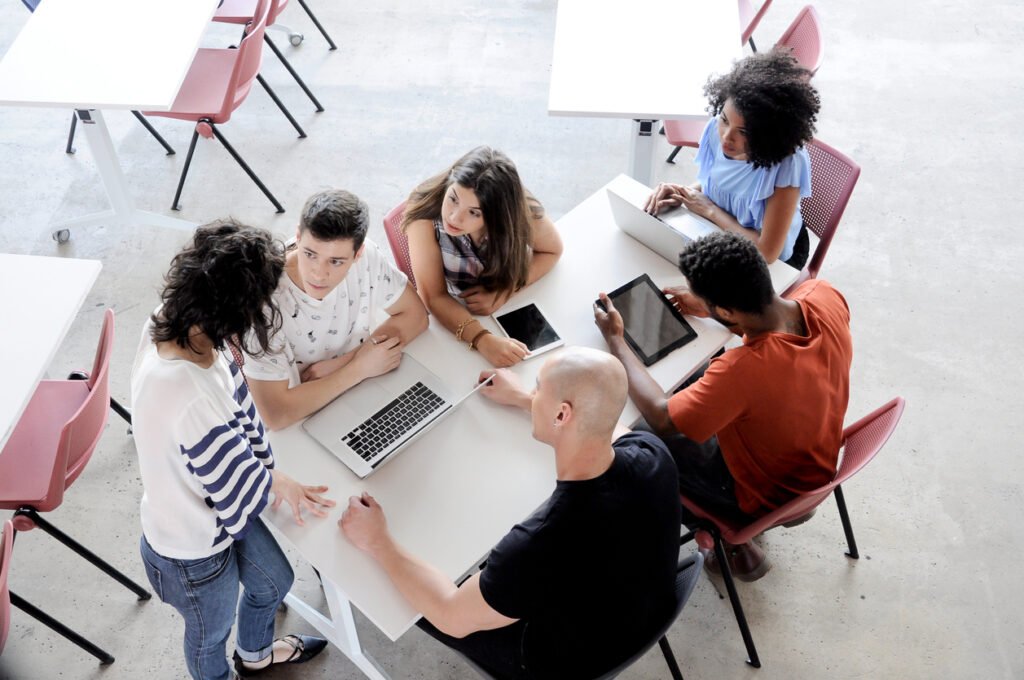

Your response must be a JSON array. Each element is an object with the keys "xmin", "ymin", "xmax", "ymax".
[{"xmin": 493, "ymin": 302, "xmax": 564, "ymax": 359}]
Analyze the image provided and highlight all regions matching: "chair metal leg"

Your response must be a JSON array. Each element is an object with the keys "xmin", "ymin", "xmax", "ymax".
[
  {"xmin": 295, "ymin": 0, "xmax": 337, "ymax": 50},
  {"xmin": 658, "ymin": 636, "xmax": 685, "ymax": 680},
  {"xmin": 10, "ymin": 591, "xmax": 115, "ymax": 664},
  {"xmin": 130, "ymin": 110, "xmax": 176, "ymax": 155},
  {"xmin": 748, "ymin": 37, "xmax": 758, "ymax": 52},
  {"xmin": 712, "ymin": 535, "xmax": 761, "ymax": 668},
  {"xmin": 13, "ymin": 508, "xmax": 151, "ymax": 601},
  {"xmin": 171, "ymin": 127, "xmax": 201, "ymax": 211},
  {"xmin": 834, "ymin": 485, "xmax": 859, "ymax": 559},
  {"xmin": 207, "ymin": 123, "xmax": 285, "ymax": 213},
  {"xmin": 667, "ymin": 146, "xmax": 682, "ymax": 164},
  {"xmin": 257, "ymin": 73, "xmax": 308, "ymax": 138},
  {"xmin": 264, "ymin": 34, "xmax": 325, "ymax": 112},
  {"xmin": 66, "ymin": 111, "xmax": 78, "ymax": 154}
]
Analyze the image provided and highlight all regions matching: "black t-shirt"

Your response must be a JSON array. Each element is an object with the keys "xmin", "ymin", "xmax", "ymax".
[{"xmin": 479, "ymin": 432, "xmax": 681, "ymax": 679}]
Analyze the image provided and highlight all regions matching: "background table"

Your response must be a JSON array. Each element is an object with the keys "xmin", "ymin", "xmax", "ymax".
[
  {"xmin": 0, "ymin": 0, "xmax": 219, "ymax": 237},
  {"xmin": 0, "ymin": 254, "xmax": 101, "ymax": 450},
  {"xmin": 263, "ymin": 175, "xmax": 799, "ymax": 679},
  {"xmin": 548, "ymin": 0, "xmax": 741, "ymax": 185}
]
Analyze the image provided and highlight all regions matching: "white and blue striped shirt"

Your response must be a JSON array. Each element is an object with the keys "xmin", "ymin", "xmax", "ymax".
[{"xmin": 132, "ymin": 320, "xmax": 276, "ymax": 560}]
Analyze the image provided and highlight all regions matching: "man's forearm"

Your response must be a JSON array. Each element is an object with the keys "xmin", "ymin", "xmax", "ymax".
[
  {"xmin": 255, "ymin": 364, "xmax": 367, "ymax": 430},
  {"xmin": 606, "ymin": 336, "xmax": 675, "ymax": 436},
  {"xmin": 371, "ymin": 537, "xmax": 466, "ymax": 636}
]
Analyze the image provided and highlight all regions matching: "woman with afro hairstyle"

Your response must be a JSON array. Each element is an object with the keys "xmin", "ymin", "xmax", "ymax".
[{"xmin": 645, "ymin": 48, "xmax": 820, "ymax": 267}]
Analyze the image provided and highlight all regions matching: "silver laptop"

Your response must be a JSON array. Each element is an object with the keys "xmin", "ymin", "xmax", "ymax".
[
  {"xmin": 303, "ymin": 353, "xmax": 488, "ymax": 478},
  {"xmin": 607, "ymin": 188, "xmax": 718, "ymax": 263}
]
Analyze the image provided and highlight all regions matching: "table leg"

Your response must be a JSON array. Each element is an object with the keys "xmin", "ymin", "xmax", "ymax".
[
  {"xmin": 283, "ymin": 579, "xmax": 391, "ymax": 680},
  {"xmin": 54, "ymin": 110, "xmax": 198, "ymax": 236},
  {"xmin": 628, "ymin": 119, "xmax": 658, "ymax": 186}
]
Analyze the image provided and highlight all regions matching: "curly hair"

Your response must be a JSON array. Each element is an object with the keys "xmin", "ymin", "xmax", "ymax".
[
  {"xmin": 678, "ymin": 233, "xmax": 772, "ymax": 315},
  {"xmin": 705, "ymin": 47, "xmax": 820, "ymax": 168},
  {"xmin": 151, "ymin": 220, "xmax": 285, "ymax": 356},
  {"xmin": 401, "ymin": 146, "xmax": 543, "ymax": 294}
]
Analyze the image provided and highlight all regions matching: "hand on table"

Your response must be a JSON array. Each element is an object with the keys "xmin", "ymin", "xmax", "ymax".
[
  {"xmin": 339, "ymin": 492, "xmax": 390, "ymax": 555},
  {"xmin": 299, "ymin": 349, "xmax": 356, "ymax": 383},
  {"xmin": 270, "ymin": 470, "xmax": 335, "ymax": 526},
  {"xmin": 662, "ymin": 286, "xmax": 710, "ymax": 317},
  {"xmin": 477, "ymin": 333, "xmax": 529, "ymax": 368},
  {"xmin": 350, "ymin": 335, "xmax": 402, "ymax": 381},
  {"xmin": 459, "ymin": 286, "xmax": 509, "ymax": 316},
  {"xmin": 593, "ymin": 293, "xmax": 625, "ymax": 343},
  {"xmin": 478, "ymin": 369, "xmax": 531, "ymax": 410}
]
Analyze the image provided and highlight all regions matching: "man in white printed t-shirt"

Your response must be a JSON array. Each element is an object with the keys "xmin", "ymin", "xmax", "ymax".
[{"xmin": 243, "ymin": 189, "xmax": 429, "ymax": 431}]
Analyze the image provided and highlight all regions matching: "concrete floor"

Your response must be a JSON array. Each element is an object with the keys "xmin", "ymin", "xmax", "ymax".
[{"xmin": 1, "ymin": 0, "xmax": 1021, "ymax": 678}]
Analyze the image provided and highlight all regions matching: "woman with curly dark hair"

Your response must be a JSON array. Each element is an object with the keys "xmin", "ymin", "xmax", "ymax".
[
  {"xmin": 131, "ymin": 220, "xmax": 334, "ymax": 680},
  {"xmin": 645, "ymin": 48, "xmax": 820, "ymax": 267}
]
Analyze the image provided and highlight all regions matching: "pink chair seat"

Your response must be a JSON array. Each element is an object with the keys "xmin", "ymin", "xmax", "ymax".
[
  {"xmin": 663, "ymin": 118, "xmax": 708, "ymax": 150},
  {"xmin": 0, "ymin": 380, "xmax": 91, "ymax": 511},
  {"xmin": 145, "ymin": 49, "xmax": 249, "ymax": 124}
]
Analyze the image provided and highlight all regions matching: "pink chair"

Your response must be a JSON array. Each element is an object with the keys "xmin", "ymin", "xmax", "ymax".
[
  {"xmin": 664, "ymin": 3, "xmax": 820, "ymax": 164},
  {"xmin": 220, "ymin": 0, "xmax": 338, "ymax": 50},
  {"xmin": 679, "ymin": 397, "xmax": 907, "ymax": 668},
  {"xmin": 383, "ymin": 201, "xmax": 416, "ymax": 289},
  {"xmin": 787, "ymin": 138, "xmax": 861, "ymax": 289},
  {"xmin": 738, "ymin": 0, "xmax": 774, "ymax": 50},
  {"xmin": 144, "ymin": 0, "xmax": 287, "ymax": 213},
  {"xmin": 0, "ymin": 310, "xmax": 150, "ymax": 662},
  {"xmin": 1, "ymin": 520, "xmax": 115, "ymax": 664},
  {"xmin": 213, "ymin": 0, "xmax": 325, "ymax": 113}
]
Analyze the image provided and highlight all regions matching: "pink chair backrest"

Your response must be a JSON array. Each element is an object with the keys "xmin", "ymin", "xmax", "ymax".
[
  {"xmin": 738, "ymin": 0, "xmax": 773, "ymax": 45},
  {"xmin": 776, "ymin": 5, "xmax": 823, "ymax": 74},
  {"xmin": 60, "ymin": 310, "xmax": 115, "ymax": 494},
  {"xmin": 801, "ymin": 139, "xmax": 861, "ymax": 279},
  {"xmin": 683, "ymin": 397, "xmax": 906, "ymax": 545},
  {"xmin": 1, "ymin": 520, "xmax": 13, "ymax": 654},
  {"xmin": 221, "ymin": 0, "xmax": 272, "ymax": 118},
  {"xmin": 383, "ymin": 202, "xmax": 416, "ymax": 289}
]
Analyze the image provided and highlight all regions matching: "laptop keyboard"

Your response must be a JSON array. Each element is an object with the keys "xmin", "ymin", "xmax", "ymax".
[{"xmin": 341, "ymin": 382, "xmax": 446, "ymax": 462}]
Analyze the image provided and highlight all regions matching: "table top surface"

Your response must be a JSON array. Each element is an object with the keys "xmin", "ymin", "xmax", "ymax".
[
  {"xmin": 0, "ymin": 0, "xmax": 218, "ymax": 110},
  {"xmin": 264, "ymin": 175, "xmax": 799, "ymax": 641},
  {"xmin": 0, "ymin": 254, "xmax": 101, "ymax": 451},
  {"xmin": 548, "ymin": 0, "xmax": 742, "ymax": 119}
]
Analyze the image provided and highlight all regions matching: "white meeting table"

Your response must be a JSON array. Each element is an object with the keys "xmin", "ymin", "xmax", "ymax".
[
  {"xmin": 548, "ymin": 0, "xmax": 741, "ymax": 186},
  {"xmin": 0, "ymin": 254, "xmax": 101, "ymax": 451},
  {"xmin": 263, "ymin": 175, "xmax": 799, "ymax": 679},
  {"xmin": 0, "ymin": 0, "xmax": 219, "ymax": 239}
]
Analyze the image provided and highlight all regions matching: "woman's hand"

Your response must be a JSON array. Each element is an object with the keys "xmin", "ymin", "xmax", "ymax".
[
  {"xmin": 662, "ymin": 286, "xmax": 710, "ymax": 317},
  {"xmin": 477, "ymin": 333, "xmax": 529, "ymax": 367},
  {"xmin": 459, "ymin": 286, "xmax": 509, "ymax": 315},
  {"xmin": 270, "ymin": 471, "xmax": 335, "ymax": 526},
  {"xmin": 676, "ymin": 186, "xmax": 718, "ymax": 222},
  {"xmin": 644, "ymin": 183, "xmax": 686, "ymax": 215}
]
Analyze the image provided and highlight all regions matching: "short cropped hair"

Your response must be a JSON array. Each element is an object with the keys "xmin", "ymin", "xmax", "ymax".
[
  {"xmin": 299, "ymin": 189, "xmax": 370, "ymax": 250},
  {"xmin": 678, "ymin": 233, "xmax": 773, "ymax": 315},
  {"xmin": 150, "ymin": 220, "xmax": 285, "ymax": 355},
  {"xmin": 705, "ymin": 47, "xmax": 820, "ymax": 168}
]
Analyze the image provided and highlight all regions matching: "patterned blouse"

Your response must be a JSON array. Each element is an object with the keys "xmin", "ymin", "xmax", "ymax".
[{"xmin": 433, "ymin": 218, "xmax": 488, "ymax": 296}]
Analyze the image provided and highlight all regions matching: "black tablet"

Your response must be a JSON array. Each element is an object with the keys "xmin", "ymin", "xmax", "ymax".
[
  {"xmin": 601, "ymin": 274, "xmax": 697, "ymax": 366},
  {"xmin": 493, "ymin": 302, "xmax": 564, "ymax": 358}
]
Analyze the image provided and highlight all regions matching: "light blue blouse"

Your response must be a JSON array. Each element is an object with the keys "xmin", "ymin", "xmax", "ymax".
[{"xmin": 694, "ymin": 117, "xmax": 812, "ymax": 262}]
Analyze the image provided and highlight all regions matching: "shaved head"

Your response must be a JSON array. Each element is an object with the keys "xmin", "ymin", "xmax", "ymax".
[{"xmin": 540, "ymin": 347, "xmax": 627, "ymax": 439}]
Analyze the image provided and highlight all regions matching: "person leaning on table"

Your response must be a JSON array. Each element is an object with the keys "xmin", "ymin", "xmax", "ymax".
[
  {"xmin": 646, "ymin": 48, "xmax": 820, "ymax": 267},
  {"xmin": 131, "ymin": 221, "xmax": 335, "ymax": 680},
  {"xmin": 593, "ymin": 232, "xmax": 853, "ymax": 582},
  {"xmin": 340, "ymin": 347, "xmax": 681, "ymax": 680}
]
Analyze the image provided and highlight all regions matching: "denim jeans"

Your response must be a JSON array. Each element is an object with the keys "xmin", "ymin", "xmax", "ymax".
[{"xmin": 139, "ymin": 518, "xmax": 294, "ymax": 680}]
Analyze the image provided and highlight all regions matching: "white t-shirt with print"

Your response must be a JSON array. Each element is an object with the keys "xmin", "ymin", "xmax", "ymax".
[{"xmin": 243, "ymin": 238, "xmax": 408, "ymax": 386}]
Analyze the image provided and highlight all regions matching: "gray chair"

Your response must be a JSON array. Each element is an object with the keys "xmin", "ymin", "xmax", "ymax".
[{"xmin": 453, "ymin": 552, "xmax": 703, "ymax": 680}]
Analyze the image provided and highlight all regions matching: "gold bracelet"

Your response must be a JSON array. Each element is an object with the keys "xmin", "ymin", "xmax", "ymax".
[
  {"xmin": 455, "ymin": 318, "xmax": 479, "ymax": 343},
  {"xmin": 469, "ymin": 329, "xmax": 491, "ymax": 351}
]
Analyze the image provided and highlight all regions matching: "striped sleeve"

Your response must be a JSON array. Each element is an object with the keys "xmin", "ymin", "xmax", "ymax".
[
  {"xmin": 227, "ymin": 359, "xmax": 274, "ymax": 468},
  {"xmin": 175, "ymin": 395, "xmax": 273, "ymax": 545}
]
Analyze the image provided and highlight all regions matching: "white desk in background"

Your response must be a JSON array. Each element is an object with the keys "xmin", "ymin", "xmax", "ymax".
[
  {"xmin": 0, "ymin": 254, "xmax": 101, "ymax": 451},
  {"xmin": 548, "ymin": 0, "xmax": 741, "ymax": 186},
  {"xmin": 262, "ymin": 175, "xmax": 799, "ymax": 679},
  {"xmin": 0, "ymin": 0, "xmax": 219, "ymax": 241}
]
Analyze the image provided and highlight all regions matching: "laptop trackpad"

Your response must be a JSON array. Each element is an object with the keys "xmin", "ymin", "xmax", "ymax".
[{"xmin": 328, "ymin": 378, "xmax": 392, "ymax": 425}]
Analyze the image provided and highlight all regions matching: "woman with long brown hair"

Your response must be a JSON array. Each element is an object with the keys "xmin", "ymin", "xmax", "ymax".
[{"xmin": 402, "ymin": 146, "xmax": 563, "ymax": 367}]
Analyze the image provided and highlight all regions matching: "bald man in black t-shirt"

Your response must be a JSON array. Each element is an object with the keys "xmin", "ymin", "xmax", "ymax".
[{"xmin": 340, "ymin": 347, "xmax": 681, "ymax": 679}]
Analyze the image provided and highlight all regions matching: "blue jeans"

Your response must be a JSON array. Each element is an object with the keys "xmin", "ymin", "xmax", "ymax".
[{"xmin": 139, "ymin": 518, "xmax": 294, "ymax": 680}]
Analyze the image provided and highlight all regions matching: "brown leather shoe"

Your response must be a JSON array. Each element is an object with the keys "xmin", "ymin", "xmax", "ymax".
[{"xmin": 700, "ymin": 542, "xmax": 771, "ymax": 582}]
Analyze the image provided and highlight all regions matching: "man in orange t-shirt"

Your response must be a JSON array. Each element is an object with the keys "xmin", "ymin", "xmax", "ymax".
[{"xmin": 594, "ymin": 232, "xmax": 852, "ymax": 580}]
